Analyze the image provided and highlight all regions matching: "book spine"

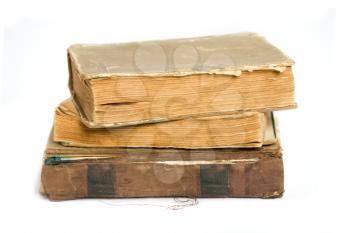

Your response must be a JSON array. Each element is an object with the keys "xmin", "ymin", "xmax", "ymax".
[{"xmin": 41, "ymin": 157, "xmax": 283, "ymax": 200}]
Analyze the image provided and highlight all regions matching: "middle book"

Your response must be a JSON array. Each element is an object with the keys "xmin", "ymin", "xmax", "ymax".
[{"xmin": 53, "ymin": 99, "xmax": 274, "ymax": 149}]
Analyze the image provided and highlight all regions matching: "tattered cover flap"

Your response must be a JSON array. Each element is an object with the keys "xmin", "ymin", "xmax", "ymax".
[{"xmin": 68, "ymin": 32, "xmax": 294, "ymax": 79}]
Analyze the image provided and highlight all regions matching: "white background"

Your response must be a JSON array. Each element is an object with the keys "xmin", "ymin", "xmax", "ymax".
[{"xmin": 0, "ymin": 1, "xmax": 349, "ymax": 233}]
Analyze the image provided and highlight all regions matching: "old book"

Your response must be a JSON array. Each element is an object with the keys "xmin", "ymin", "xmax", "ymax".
[
  {"xmin": 41, "ymin": 133, "xmax": 283, "ymax": 201},
  {"xmin": 53, "ymin": 99, "xmax": 276, "ymax": 148},
  {"xmin": 68, "ymin": 33, "xmax": 296, "ymax": 128}
]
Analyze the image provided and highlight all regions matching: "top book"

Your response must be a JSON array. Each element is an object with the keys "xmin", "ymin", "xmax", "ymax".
[{"xmin": 68, "ymin": 33, "xmax": 296, "ymax": 128}]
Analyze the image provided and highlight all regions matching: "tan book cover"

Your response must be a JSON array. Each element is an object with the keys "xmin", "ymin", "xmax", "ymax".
[{"xmin": 68, "ymin": 33, "xmax": 296, "ymax": 128}]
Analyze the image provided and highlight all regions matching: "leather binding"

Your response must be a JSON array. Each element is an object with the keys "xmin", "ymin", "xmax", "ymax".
[{"xmin": 41, "ymin": 131, "xmax": 283, "ymax": 200}]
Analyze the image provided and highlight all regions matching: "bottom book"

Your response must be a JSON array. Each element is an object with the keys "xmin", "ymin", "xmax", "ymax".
[{"xmin": 41, "ymin": 132, "xmax": 284, "ymax": 200}]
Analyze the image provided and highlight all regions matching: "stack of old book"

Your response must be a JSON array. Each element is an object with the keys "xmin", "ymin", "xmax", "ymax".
[{"xmin": 40, "ymin": 33, "xmax": 296, "ymax": 200}]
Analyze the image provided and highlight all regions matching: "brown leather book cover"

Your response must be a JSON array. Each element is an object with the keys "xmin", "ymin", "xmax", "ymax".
[{"xmin": 41, "ymin": 131, "xmax": 283, "ymax": 200}]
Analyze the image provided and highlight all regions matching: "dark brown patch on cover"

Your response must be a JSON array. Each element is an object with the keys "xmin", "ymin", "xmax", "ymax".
[
  {"xmin": 87, "ymin": 164, "xmax": 115, "ymax": 197},
  {"xmin": 200, "ymin": 164, "xmax": 230, "ymax": 197}
]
